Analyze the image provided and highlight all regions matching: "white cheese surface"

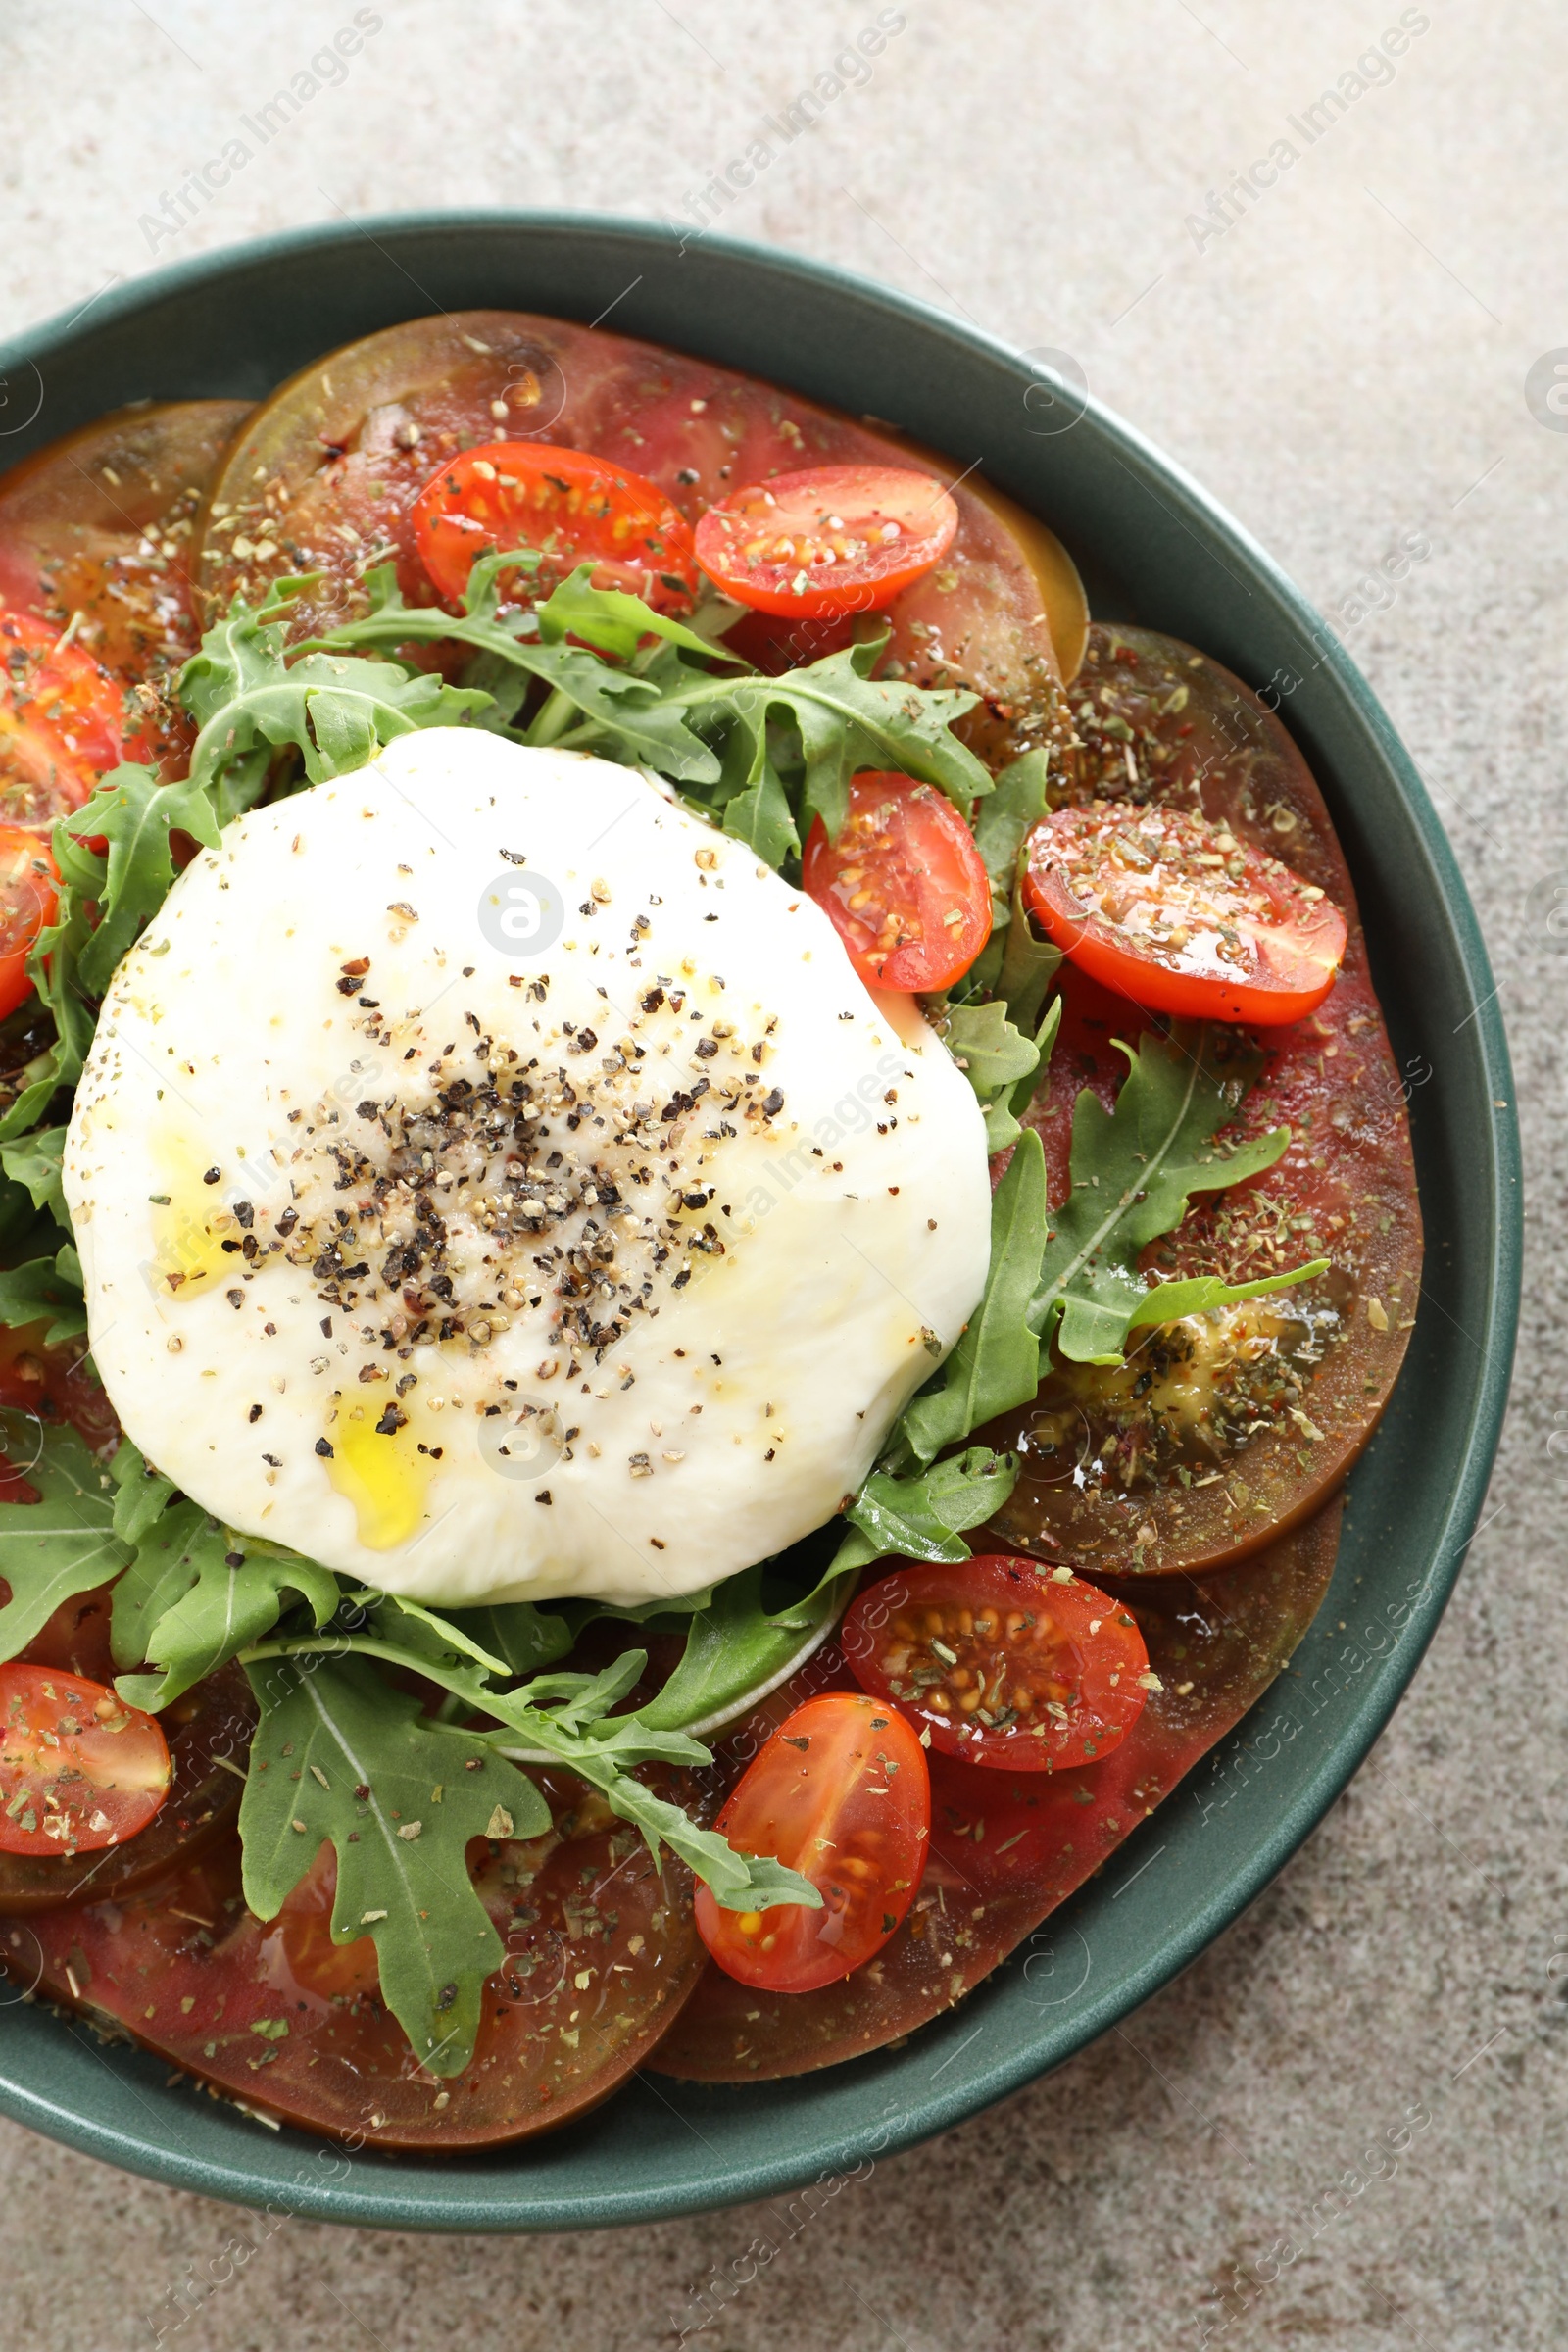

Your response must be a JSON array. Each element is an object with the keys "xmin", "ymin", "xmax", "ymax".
[{"xmin": 65, "ymin": 731, "xmax": 991, "ymax": 1605}]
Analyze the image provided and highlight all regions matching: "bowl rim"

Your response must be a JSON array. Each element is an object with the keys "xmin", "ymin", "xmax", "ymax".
[{"xmin": 0, "ymin": 209, "xmax": 1521, "ymax": 2233}]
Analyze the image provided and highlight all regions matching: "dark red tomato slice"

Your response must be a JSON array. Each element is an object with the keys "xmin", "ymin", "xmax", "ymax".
[
  {"xmin": 0, "ymin": 1662, "xmax": 170, "ymax": 1855},
  {"xmin": 0, "ymin": 612, "xmax": 151, "ymax": 835},
  {"xmin": 843, "ymin": 1556, "xmax": 1151, "ymax": 1770},
  {"xmin": 694, "ymin": 1691, "xmax": 929, "ymax": 1993},
  {"xmin": 0, "ymin": 400, "xmax": 248, "ymax": 783},
  {"xmin": 409, "ymin": 440, "xmax": 698, "ymax": 612},
  {"xmin": 190, "ymin": 313, "xmax": 1074, "ymax": 772},
  {"xmin": 1024, "ymin": 800, "xmax": 1348, "ymax": 1025},
  {"xmin": 0, "ymin": 400, "xmax": 249, "ymax": 700},
  {"xmin": 654, "ymin": 1495, "xmax": 1343, "ymax": 2082},
  {"xmin": 0, "ymin": 1324, "xmax": 120, "ymax": 1455},
  {"xmin": 20, "ymin": 1768, "xmax": 706, "ymax": 2148},
  {"xmin": 802, "ymin": 772, "xmax": 992, "ymax": 992},
  {"xmin": 979, "ymin": 626, "xmax": 1421, "ymax": 1581},
  {"xmin": 0, "ymin": 824, "xmax": 57, "ymax": 1020},
  {"xmin": 693, "ymin": 463, "xmax": 958, "ymax": 620}
]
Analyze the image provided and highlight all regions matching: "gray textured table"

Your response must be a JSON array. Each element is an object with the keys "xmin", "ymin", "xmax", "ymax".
[{"xmin": 0, "ymin": 3, "xmax": 1556, "ymax": 2345}]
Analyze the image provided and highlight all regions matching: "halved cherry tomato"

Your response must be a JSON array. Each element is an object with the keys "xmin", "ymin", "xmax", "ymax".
[
  {"xmin": 694, "ymin": 463, "xmax": 958, "ymax": 619},
  {"xmin": 0, "ymin": 610, "xmax": 148, "ymax": 832},
  {"xmin": 0, "ymin": 825, "xmax": 57, "ymax": 1020},
  {"xmin": 1023, "ymin": 800, "xmax": 1348, "ymax": 1026},
  {"xmin": 694, "ymin": 1691, "xmax": 929, "ymax": 1992},
  {"xmin": 409, "ymin": 440, "xmax": 699, "ymax": 612},
  {"xmin": 802, "ymin": 771, "xmax": 992, "ymax": 992},
  {"xmin": 0, "ymin": 1663, "xmax": 170, "ymax": 1856},
  {"xmin": 844, "ymin": 1556, "xmax": 1151, "ymax": 1771}
]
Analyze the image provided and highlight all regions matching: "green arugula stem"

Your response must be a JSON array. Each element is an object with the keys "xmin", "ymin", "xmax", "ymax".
[{"xmin": 524, "ymin": 683, "xmax": 579, "ymax": 748}]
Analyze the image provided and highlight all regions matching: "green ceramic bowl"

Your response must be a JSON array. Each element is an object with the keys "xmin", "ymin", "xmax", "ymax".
[{"xmin": 0, "ymin": 214, "xmax": 1518, "ymax": 2231}]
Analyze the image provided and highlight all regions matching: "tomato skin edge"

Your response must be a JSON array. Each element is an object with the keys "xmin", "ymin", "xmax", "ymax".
[
  {"xmin": 1029, "ymin": 879, "xmax": 1342, "ymax": 1026},
  {"xmin": 801, "ymin": 775, "xmax": 992, "ymax": 995},
  {"xmin": 842, "ymin": 1556, "xmax": 1152, "ymax": 1773},
  {"xmin": 693, "ymin": 463, "xmax": 959, "ymax": 621},
  {"xmin": 1022, "ymin": 815, "xmax": 1348, "ymax": 1030},
  {"xmin": 694, "ymin": 1692, "xmax": 931, "ymax": 1994}
]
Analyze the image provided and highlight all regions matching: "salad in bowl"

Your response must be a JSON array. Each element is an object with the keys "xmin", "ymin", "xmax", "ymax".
[{"xmin": 0, "ymin": 308, "xmax": 1421, "ymax": 2147}]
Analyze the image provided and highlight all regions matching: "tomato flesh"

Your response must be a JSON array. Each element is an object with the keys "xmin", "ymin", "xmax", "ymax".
[
  {"xmin": 1024, "ymin": 800, "xmax": 1348, "ymax": 1025},
  {"xmin": 0, "ymin": 1663, "xmax": 170, "ymax": 1855},
  {"xmin": 694, "ymin": 463, "xmax": 958, "ymax": 619},
  {"xmin": 656, "ymin": 1500, "xmax": 1344, "ymax": 2082},
  {"xmin": 19, "ymin": 1768, "xmax": 706, "ymax": 2149},
  {"xmin": 0, "ymin": 400, "xmax": 248, "ymax": 754},
  {"xmin": 409, "ymin": 439, "xmax": 698, "ymax": 612},
  {"xmin": 0, "ymin": 611, "xmax": 150, "ymax": 836},
  {"xmin": 844, "ymin": 1555, "xmax": 1151, "ymax": 1770},
  {"xmin": 0, "ymin": 1660, "xmax": 250, "ymax": 1915},
  {"xmin": 802, "ymin": 771, "xmax": 992, "ymax": 992},
  {"xmin": 694, "ymin": 1691, "xmax": 929, "ymax": 1992},
  {"xmin": 0, "ymin": 824, "xmax": 57, "ymax": 1020}
]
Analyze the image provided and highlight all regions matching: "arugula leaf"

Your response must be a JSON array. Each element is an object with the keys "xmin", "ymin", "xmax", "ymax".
[
  {"xmin": 305, "ymin": 567, "xmax": 991, "ymax": 860},
  {"xmin": 0, "ymin": 1412, "xmax": 131, "ymax": 1660},
  {"xmin": 1035, "ymin": 1025, "xmax": 1296, "ymax": 1364},
  {"xmin": 939, "ymin": 993, "xmax": 1059, "ymax": 1154},
  {"xmin": 833, "ymin": 1446, "xmax": 1018, "ymax": 1575},
  {"xmin": 181, "ymin": 588, "xmax": 490, "ymax": 814},
  {"xmin": 2, "ymin": 838, "xmax": 99, "ymax": 1144},
  {"xmin": 978, "ymin": 994, "xmax": 1063, "ymax": 1153},
  {"xmin": 536, "ymin": 562, "xmax": 739, "ymax": 664},
  {"xmin": 896, "ymin": 1127, "xmax": 1050, "ymax": 1470},
  {"xmin": 943, "ymin": 999, "xmax": 1042, "ymax": 1096},
  {"xmin": 108, "ymin": 1436, "xmax": 176, "ymax": 1545},
  {"xmin": 635, "ymin": 1562, "xmax": 853, "ymax": 1737},
  {"xmin": 0, "ymin": 1125, "xmax": 69, "ymax": 1231},
  {"xmin": 109, "ymin": 1501, "xmax": 207, "ymax": 1670},
  {"xmin": 239, "ymin": 1653, "xmax": 551, "ymax": 2078},
  {"xmin": 0, "ymin": 771, "xmax": 215, "ymax": 1151},
  {"xmin": 991, "ymin": 860, "xmax": 1062, "ymax": 1031},
  {"xmin": 114, "ymin": 1516, "xmax": 339, "ymax": 1710},
  {"xmin": 349, "ymin": 1589, "xmax": 511, "ymax": 1678},
  {"xmin": 712, "ymin": 637, "xmax": 992, "ymax": 843},
  {"xmin": 243, "ymin": 1606, "xmax": 819, "ymax": 1918},
  {"xmin": 298, "ymin": 563, "xmax": 727, "ymax": 782},
  {"xmin": 973, "ymin": 748, "xmax": 1049, "ymax": 919},
  {"xmin": 70, "ymin": 766, "xmax": 222, "ymax": 997},
  {"xmin": 533, "ymin": 1750, "xmax": 814, "ymax": 1915},
  {"xmin": 0, "ymin": 1244, "xmax": 86, "ymax": 1344},
  {"xmin": 1125, "ymin": 1258, "xmax": 1330, "ymax": 1328}
]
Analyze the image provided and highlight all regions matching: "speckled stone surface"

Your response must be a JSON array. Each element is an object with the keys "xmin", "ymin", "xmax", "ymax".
[{"xmin": 0, "ymin": 3, "xmax": 1557, "ymax": 2344}]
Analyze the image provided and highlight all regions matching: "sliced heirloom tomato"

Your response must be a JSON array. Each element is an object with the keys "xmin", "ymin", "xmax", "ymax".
[
  {"xmin": 0, "ymin": 1321, "xmax": 120, "ymax": 1454},
  {"xmin": 843, "ymin": 1557, "xmax": 1150, "ymax": 1769},
  {"xmin": 694, "ymin": 463, "xmax": 957, "ymax": 618},
  {"xmin": 977, "ymin": 625, "xmax": 1423, "ymax": 1580},
  {"xmin": 0, "ymin": 613, "xmax": 153, "ymax": 834},
  {"xmin": 802, "ymin": 771, "xmax": 992, "ymax": 992},
  {"xmin": 192, "ymin": 311, "xmax": 1083, "ymax": 759},
  {"xmin": 14, "ymin": 1767, "xmax": 706, "ymax": 2148},
  {"xmin": 0, "ymin": 824, "xmax": 56, "ymax": 1019},
  {"xmin": 654, "ymin": 1495, "xmax": 1341, "ymax": 2082},
  {"xmin": 0, "ymin": 399, "xmax": 251, "ymax": 769},
  {"xmin": 0, "ymin": 1662, "xmax": 169, "ymax": 1856},
  {"xmin": 695, "ymin": 1692, "xmax": 929, "ymax": 1992},
  {"xmin": 1023, "ymin": 800, "xmax": 1348, "ymax": 1025},
  {"xmin": 409, "ymin": 440, "xmax": 699, "ymax": 612}
]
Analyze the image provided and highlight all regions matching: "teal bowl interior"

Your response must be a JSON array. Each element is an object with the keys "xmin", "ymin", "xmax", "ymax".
[{"xmin": 0, "ymin": 214, "xmax": 1519, "ymax": 2231}]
